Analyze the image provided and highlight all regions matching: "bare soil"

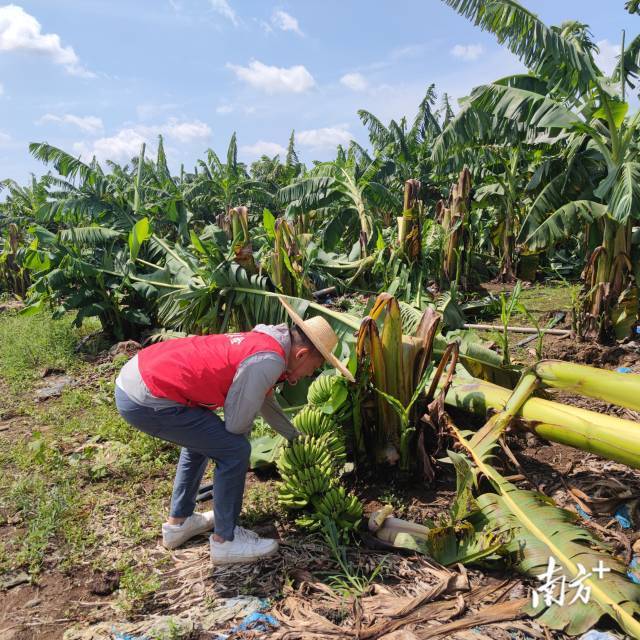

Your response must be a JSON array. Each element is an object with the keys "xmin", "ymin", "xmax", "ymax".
[{"xmin": 2, "ymin": 292, "xmax": 639, "ymax": 638}]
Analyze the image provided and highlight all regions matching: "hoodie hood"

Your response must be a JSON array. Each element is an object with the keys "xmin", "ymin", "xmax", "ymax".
[{"xmin": 253, "ymin": 323, "xmax": 291, "ymax": 360}]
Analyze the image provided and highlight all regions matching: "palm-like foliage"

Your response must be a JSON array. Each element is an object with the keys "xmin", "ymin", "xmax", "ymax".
[
  {"xmin": 443, "ymin": 0, "xmax": 640, "ymax": 340},
  {"xmin": 183, "ymin": 133, "xmax": 275, "ymax": 225},
  {"xmin": 278, "ymin": 147, "xmax": 399, "ymax": 255}
]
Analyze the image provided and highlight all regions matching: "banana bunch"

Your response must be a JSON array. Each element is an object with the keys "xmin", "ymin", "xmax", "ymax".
[
  {"xmin": 277, "ymin": 433, "xmax": 335, "ymax": 509},
  {"xmin": 277, "ymin": 410, "xmax": 362, "ymax": 533},
  {"xmin": 307, "ymin": 373, "xmax": 338, "ymax": 405},
  {"xmin": 307, "ymin": 373, "xmax": 351, "ymax": 420},
  {"xmin": 302, "ymin": 486, "xmax": 362, "ymax": 532},
  {"xmin": 292, "ymin": 406, "xmax": 345, "ymax": 461},
  {"xmin": 292, "ymin": 488, "xmax": 363, "ymax": 533}
]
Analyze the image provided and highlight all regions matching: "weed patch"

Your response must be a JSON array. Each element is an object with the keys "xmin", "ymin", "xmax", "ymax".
[
  {"xmin": 0, "ymin": 311, "xmax": 77, "ymax": 389},
  {"xmin": 116, "ymin": 561, "xmax": 162, "ymax": 616},
  {"xmin": 241, "ymin": 481, "xmax": 284, "ymax": 526}
]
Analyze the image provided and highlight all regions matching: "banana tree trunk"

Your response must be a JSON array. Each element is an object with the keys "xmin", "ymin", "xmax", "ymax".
[
  {"xmin": 444, "ymin": 376, "xmax": 640, "ymax": 469},
  {"xmin": 582, "ymin": 217, "xmax": 637, "ymax": 342},
  {"xmin": 441, "ymin": 167, "xmax": 472, "ymax": 290},
  {"xmin": 230, "ymin": 206, "xmax": 257, "ymax": 274},
  {"xmin": 398, "ymin": 179, "xmax": 422, "ymax": 262},
  {"xmin": 498, "ymin": 202, "xmax": 516, "ymax": 283}
]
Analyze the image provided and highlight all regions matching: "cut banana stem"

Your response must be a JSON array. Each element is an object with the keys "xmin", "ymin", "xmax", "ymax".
[
  {"xmin": 370, "ymin": 515, "xmax": 431, "ymax": 544},
  {"xmin": 534, "ymin": 360, "xmax": 640, "ymax": 411},
  {"xmin": 445, "ymin": 377, "xmax": 640, "ymax": 469}
]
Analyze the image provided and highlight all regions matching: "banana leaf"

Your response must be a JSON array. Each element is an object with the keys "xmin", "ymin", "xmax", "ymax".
[
  {"xmin": 448, "ymin": 418, "xmax": 640, "ymax": 637},
  {"xmin": 250, "ymin": 434, "xmax": 285, "ymax": 470}
]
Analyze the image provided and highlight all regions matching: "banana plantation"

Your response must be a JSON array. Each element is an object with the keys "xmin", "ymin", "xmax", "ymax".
[{"xmin": 3, "ymin": 0, "xmax": 640, "ymax": 638}]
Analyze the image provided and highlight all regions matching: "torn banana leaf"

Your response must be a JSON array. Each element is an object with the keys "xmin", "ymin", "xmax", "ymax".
[
  {"xmin": 399, "ymin": 300, "xmax": 519, "ymax": 387},
  {"xmin": 449, "ymin": 420, "xmax": 640, "ymax": 637},
  {"xmin": 393, "ymin": 521, "xmax": 507, "ymax": 567}
]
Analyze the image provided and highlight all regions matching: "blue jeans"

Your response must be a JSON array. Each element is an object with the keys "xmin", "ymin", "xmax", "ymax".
[{"xmin": 114, "ymin": 386, "xmax": 250, "ymax": 540}]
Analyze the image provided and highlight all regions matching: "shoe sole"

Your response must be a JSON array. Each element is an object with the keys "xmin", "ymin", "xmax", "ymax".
[{"xmin": 210, "ymin": 545, "xmax": 279, "ymax": 565}]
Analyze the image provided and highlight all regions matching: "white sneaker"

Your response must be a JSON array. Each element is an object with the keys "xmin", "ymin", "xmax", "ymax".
[
  {"xmin": 210, "ymin": 526, "xmax": 279, "ymax": 564},
  {"xmin": 162, "ymin": 511, "xmax": 215, "ymax": 549}
]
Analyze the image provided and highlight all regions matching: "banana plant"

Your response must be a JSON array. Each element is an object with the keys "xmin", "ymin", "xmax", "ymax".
[
  {"xmin": 0, "ymin": 223, "xmax": 30, "ymax": 297},
  {"xmin": 358, "ymin": 84, "xmax": 447, "ymax": 194},
  {"xmin": 249, "ymin": 130, "xmax": 304, "ymax": 193},
  {"xmin": 182, "ymin": 133, "xmax": 274, "ymax": 225},
  {"xmin": 262, "ymin": 210, "xmax": 312, "ymax": 298},
  {"xmin": 437, "ymin": 166, "xmax": 473, "ymax": 290},
  {"xmin": 356, "ymin": 294, "xmax": 441, "ymax": 468},
  {"xmin": 397, "ymin": 179, "xmax": 422, "ymax": 263},
  {"xmin": 278, "ymin": 147, "xmax": 399, "ymax": 256},
  {"xmin": 441, "ymin": 0, "xmax": 640, "ymax": 341},
  {"xmin": 21, "ymin": 218, "xmax": 155, "ymax": 339}
]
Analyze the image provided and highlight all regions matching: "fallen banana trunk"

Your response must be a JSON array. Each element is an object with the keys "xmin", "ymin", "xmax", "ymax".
[
  {"xmin": 462, "ymin": 323, "xmax": 571, "ymax": 336},
  {"xmin": 447, "ymin": 418, "xmax": 640, "ymax": 637},
  {"xmin": 444, "ymin": 376, "xmax": 640, "ymax": 469},
  {"xmin": 533, "ymin": 360, "xmax": 640, "ymax": 412}
]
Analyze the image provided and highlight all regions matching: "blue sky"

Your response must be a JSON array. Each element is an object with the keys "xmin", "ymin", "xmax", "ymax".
[{"xmin": 0, "ymin": 0, "xmax": 638, "ymax": 184}]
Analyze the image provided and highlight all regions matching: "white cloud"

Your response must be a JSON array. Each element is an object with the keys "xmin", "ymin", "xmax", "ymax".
[
  {"xmin": 240, "ymin": 140, "xmax": 286, "ymax": 157},
  {"xmin": 450, "ymin": 43, "xmax": 484, "ymax": 61},
  {"xmin": 340, "ymin": 72, "xmax": 368, "ymax": 91},
  {"xmin": 297, "ymin": 125, "xmax": 352, "ymax": 149},
  {"xmin": 272, "ymin": 10, "xmax": 303, "ymax": 36},
  {"xmin": 0, "ymin": 5, "xmax": 94, "ymax": 77},
  {"xmin": 74, "ymin": 129, "xmax": 146, "ymax": 163},
  {"xmin": 0, "ymin": 130, "xmax": 11, "ymax": 146},
  {"xmin": 162, "ymin": 118, "xmax": 211, "ymax": 143},
  {"xmin": 210, "ymin": 0, "xmax": 238, "ymax": 26},
  {"xmin": 227, "ymin": 60, "xmax": 315, "ymax": 93},
  {"xmin": 0, "ymin": 82, "xmax": 3, "ymax": 96},
  {"xmin": 38, "ymin": 113, "xmax": 104, "ymax": 134},
  {"xmin": 73, "ymin": 119, "xmax": 211, "ymax": 162},
  {"xmin": 216, "ymin": 104, "xmax": 234, "ymax": 114},
  {"xmin": 595, "ymin": 39, "xmax": 622, "ymax": 77}
]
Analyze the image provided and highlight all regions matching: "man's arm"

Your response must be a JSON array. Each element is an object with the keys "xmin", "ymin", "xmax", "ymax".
[
  {"xmin": 224, "ymin": 353, "xmax": 286, "ymax": 435},
  {"xmin": 259, "ymin": 394, "xmax": 299, "ymax": 441}
]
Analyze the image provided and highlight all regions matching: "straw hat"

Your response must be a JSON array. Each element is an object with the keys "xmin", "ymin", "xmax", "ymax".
[{"xmin": 278, "ymin": 295, "xmax": 355, "ymax": 382}]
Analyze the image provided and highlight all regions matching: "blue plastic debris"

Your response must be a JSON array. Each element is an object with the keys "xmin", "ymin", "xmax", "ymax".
[
  {"xmin": 616, "ymin": 366, "xmax": 633, "ymax": 373},
  {"xmin": 615, "ymin": 503, "xmax": 632, "ymax": 529},
  {"xmin": 628, "ymin": 556, "xmax": 640, "ymax": 585},
  {"xmin": 215, "ymin": 610, "xmax": 279, "ymax": 639},
  {"xmin": 235, "ymin": 611, "xmax": 278, "ymax": 632},
  {"xmin": 575, "ymin": 504, "xmax": 592, "ymax": 520},
  {"xmin": 114, "ymin": 634, "xmax": 148, "ymax": 640}
]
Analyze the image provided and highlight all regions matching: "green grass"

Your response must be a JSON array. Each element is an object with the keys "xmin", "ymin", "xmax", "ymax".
[
  {"xmin": 468, "ymin": 280, "xmax": 580, "ymax": 364},
  {"xmin": 0, "ymin": 474, "xmax": 85, "ymax": 574},
  {"xmin": 0, "ymin": 310, "xmax": 183, "ymax": 579},
  {"xmin": 0, "ymin": 311, "xmax": 78, "ymax": 389},
  {"xmin": 116, "ymin": 560, "xmax": 162, "ymax": 616},
  {"xmin": 241, "ymin": 481, "xmax": 284, "ymax": 526},
  {"xmin": 513, "ymin": 280, "xmax": 580, "ymax": 320}
]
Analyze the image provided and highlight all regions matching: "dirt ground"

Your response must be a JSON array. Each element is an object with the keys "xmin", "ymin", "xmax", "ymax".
[
  {"xmin": 1, "ymin": 290, "xmax": 640, "ymax": 639},
  {"xmin": 4, "ymin": 398, "xmax": 638, "ymax": 640}
]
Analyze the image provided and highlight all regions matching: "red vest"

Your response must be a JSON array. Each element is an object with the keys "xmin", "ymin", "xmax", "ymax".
[{"xmin": 137, "ymin": 331, "xmax": 286, "ymax": 408}]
